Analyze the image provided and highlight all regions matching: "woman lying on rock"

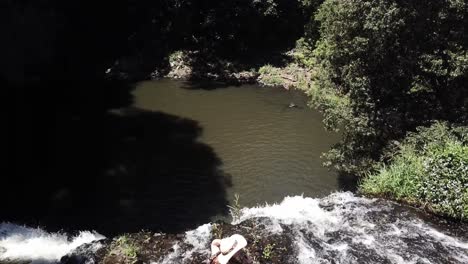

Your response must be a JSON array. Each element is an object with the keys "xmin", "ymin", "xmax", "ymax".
[{"xmin": 207, "ymin": 234, "xmax": 253, "ymax": 264}]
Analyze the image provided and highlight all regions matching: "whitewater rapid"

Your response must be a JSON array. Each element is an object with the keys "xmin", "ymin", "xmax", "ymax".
[
  {"xmin": 1, "ymin": 192, "xmax": 467, "ymax": 263},
  {"xmin": 0, "ymin": 223, "xmax": 104, "ymax": 264},
  {"xmin": 235, "ymin": 192, "xmax": 468, "ymax": 263}
]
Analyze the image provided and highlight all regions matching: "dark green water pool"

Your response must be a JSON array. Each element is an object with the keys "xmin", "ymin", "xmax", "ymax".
[{"xmin": 133, "ymin": 79, "xmax": 341, "ymax": 207}]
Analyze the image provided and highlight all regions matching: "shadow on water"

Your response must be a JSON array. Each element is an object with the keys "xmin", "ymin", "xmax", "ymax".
[
  {"xmin": 181, "ymin": 80, "xmax": 238, "ymax": 90},
  {"xmin": 2, "ymin": 0, "xmax": 232, "ymax": 236},
  {"xmin": 337, "ymin": 173, "xmax": 359, "ymax": 192},
  {"xmin": 5, "ymin": 80, "xmax": 229, "ymax": 236}
]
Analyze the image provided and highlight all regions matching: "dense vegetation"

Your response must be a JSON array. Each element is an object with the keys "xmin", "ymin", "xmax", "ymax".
[
  {"xmin": 109, "ymin": 0, "xmax": 314, "ymax": 78},
  {"xmin": 303, "ymin": 0, "xmax": 468, "ymax": 219},
  {"xmin": 360, "ymin": 122, "xmax": 468, "ymax": 219},
  {"xmin": 310, "ymin": 0, "xmax": 467, "ymax": 173},
  {"xmin": 3, "ymin": 0, "xmax": 311, "ymax": 84}
]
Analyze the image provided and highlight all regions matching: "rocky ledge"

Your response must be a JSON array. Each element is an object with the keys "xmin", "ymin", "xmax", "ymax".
[{"xmin": 61, "ymin": 219, "xmax": 295, "ymax": 264}]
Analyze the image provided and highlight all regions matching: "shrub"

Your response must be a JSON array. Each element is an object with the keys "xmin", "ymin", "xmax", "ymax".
[
  {"xmin": 168, "ymin": 50, "xmax": 188, "ymax": 66},
  {"xmin": 258, "ymin": 64, "xmax": 312, "ymax": 91},
  {"xmin": 360, "ymin": 122, "xmax": 468, "ymax": 220},
  {"xmin": 292, "ymin": 38, "xmax": 316, "ymax": 68},
  {"xmin": 419, "ymin": 142, "xmax": 468, "ymax": 219},
  {"xmin": 359, "ymin": 151, "xmax": 423, "ymax": 202}
]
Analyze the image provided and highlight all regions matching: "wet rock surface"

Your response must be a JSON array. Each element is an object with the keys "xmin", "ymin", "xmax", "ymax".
[
  {"xmin": 3, "ymin": 194, "xmax": 467, "ymax": 264},
  {"xmin": 60, "ymin": 219, "xmax": 296, "ymax": 264}
]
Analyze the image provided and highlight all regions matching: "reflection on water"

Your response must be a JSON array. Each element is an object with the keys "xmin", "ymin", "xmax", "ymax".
[{"xmin": 133, "ymin": 80, "xmax": 341, "ymax": 207}]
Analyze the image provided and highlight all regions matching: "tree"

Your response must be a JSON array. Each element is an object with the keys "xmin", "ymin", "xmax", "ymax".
[{"xmin": 312, "ymin": 0, "xmax": 468, "ymax": 174}]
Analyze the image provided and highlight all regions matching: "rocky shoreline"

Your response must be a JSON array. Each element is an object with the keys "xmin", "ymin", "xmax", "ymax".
[{"xmin": 106, "ymin": 50, "xmax": 313, "ymax": 91}]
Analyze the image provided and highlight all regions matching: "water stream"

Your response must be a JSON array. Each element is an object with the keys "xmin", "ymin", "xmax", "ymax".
[{"xmin": 159, "ymin": 193, "xmax": 468, "ymax": 264}]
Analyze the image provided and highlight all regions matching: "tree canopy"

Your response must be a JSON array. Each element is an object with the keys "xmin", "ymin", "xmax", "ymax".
[{"xmin": 312, "ymin": 0, "xmax": 468, "ymax": 173}]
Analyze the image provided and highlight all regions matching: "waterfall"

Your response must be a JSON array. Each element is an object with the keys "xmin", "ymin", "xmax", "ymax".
[
  {"xmin": 0, "ymin": 223, "xmax": 104, "ymax": 264},
  {"xmin": 1, "ymin": 192, "xmax": 467, "ymax": 263}
]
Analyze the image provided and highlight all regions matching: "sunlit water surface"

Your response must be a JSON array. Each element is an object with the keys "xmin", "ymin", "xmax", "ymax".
[{"xmin": 132, "ymin": 79, "xmax": 341, "ymax": 206}]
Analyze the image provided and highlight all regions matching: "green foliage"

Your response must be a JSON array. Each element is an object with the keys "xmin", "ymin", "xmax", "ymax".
[
  {"xmin": 403, "ymin": 122, "xmax": 468, "ymax": 151},
  {"xmin": 308, "ymin": 75, "xmax": 351, "ymax": 132},
  {"xmin": 168, "ymin": 50, "xmax": 187, "ymax": 64},
  {"xmin": 171, "ymin": 0, "xmax": 307, "ymax": 57},
  {"xmin": 259, "ymin": 63, "xmax": 312, "ymax": 91},
  {"xmin": 116, "ymin": 235, "xmax": 139, "ymax": 259},
  {"xmin": 310, "ymin": 0, "xmax": 468, "ymax": 174},
  {"xmin": 359, "ymin": 147, "xmax": 424, "ymax": 201},
  {"xmin": 258, "ymin": 65, "xmax": 285, "ymax": 86},
  {"xmin": 106, "ymin": 0, "xmax": 317, "ymax": 77},
  {"xmin": 300, "ymin": 0, "xmax": 324, "ymax": 48},
  {"xmin": 292, "ymin": 38, "xmax": 316, "ymax": 68},
  {"xmin": 252, "ymin": 0, "xmax": 279, "ymax": 16},
  {"xmin": 262, "ymin": 243, "xmax": 275, "ymax": 260},
  {"xmin": 228, "ymin": 193, "xmax": 242, "ymax": 223},
  {"xmin": 419, "ymin": 142, "xmax": 468, "ymax": 219},
  {"xmin": 361, "ymin": 122, "xmax": 468, "ymax": 220}
]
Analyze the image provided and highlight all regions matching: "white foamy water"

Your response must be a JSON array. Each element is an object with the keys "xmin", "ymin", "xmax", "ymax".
[
  {"xmin": 2, "ymin": 193, "xmax": 467, "ymax": 264},
  {"xmin": 0, "ymin": 222, "xmax": 104, "ymax": 264},
  {"xmin": 153, "ymin": 192, "xmax": 468, "ymax": 264},
  {"xmin": 157, "ymin": 223, "xmax": 213, "ymax": 264},
  {"xmin": 183, "ymin": 223, "xmax": 212, "ymax": 259},
  {"xmin": 235, "ymin": 192, "xmax": 468, "ymax": 264}
]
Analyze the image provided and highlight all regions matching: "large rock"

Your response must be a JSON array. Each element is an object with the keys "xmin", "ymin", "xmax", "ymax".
[{"xmin": 60, "ymin": 239, "xmax": 109, "ymax": 264}]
